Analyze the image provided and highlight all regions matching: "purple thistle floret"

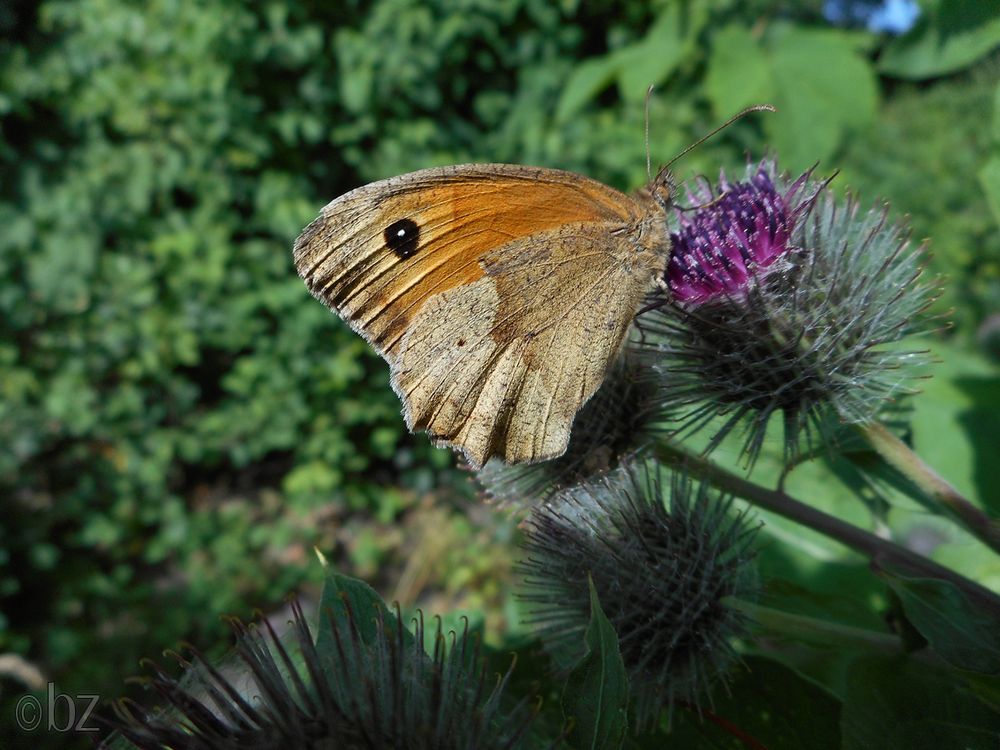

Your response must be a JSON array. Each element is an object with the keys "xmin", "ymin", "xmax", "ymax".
[{"xmin": 667, "ymin": 166, "xmax": 812, "ymax": 304}]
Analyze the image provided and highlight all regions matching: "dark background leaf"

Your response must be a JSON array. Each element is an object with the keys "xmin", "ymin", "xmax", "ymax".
[
  {"xmin": 842, "ymin": 655, "xmax": 1000, "ymax": 750},
  {"xmin": 666, "ymin": 656, "xmax": 841, "ymax": 750},
  {"xmin": 314, "ymin": 566, "xmax": 413, "ymax": 664},
  {"xmin": 880, "ymin": 569, "xmax": 1000, "ymax": 674},
  {"xmin": 562, "ymin": 579, "xmax": 629, "ymax": 750}
]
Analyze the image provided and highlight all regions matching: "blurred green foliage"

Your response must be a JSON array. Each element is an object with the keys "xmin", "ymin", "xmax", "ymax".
[{"xmin": 1, "ymin": 0, "xmax": 999, "ymax": 747}]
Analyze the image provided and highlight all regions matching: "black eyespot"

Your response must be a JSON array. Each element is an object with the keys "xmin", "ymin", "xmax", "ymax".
[{"xmin": 384, "ymin": 218, "xmax": 420, "ymax": 259}]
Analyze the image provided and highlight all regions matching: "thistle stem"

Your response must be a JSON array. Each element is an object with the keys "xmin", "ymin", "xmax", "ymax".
[
  {"xmin": 653, "ymin": 442, "xmax": 1000, "ymax": 616},
  {"xmin": 856, "ymin": 421, "xmax": 1000, "ymax": 555},
  {"xmin": 724, "ymin": 598, "xmax": 903, "ymax": 652}
]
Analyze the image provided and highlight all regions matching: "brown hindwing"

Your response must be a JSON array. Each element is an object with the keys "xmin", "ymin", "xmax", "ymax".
[{"xmin": 392, "ymin": 221, "xmax": 662, "ymax": 466}]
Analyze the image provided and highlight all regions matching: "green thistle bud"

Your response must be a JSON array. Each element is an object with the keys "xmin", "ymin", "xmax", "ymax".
[{"xmin": 518, "ymin": 466, "xmax": 759, "ymax": 728}]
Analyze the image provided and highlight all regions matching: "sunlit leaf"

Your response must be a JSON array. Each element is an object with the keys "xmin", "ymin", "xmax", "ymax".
[
  {"xmin": 705, "ymin": 24, "xmax": 774, "ymax": 117},
  {"xmin": 979, "ymin": 155, "xmax": 1000, "ymax": 228},
  {"xmin": 910, "ymin": 339, "xmax": 1000, "ymax": 513},
  {"xmin": 614, "ymin": 3, "xmax": 709, "ymax": 102},
  {"xmin": 765, "ymin": 25, "xmax": 878, "ymax": 171},
  {"xmin": 879, "ymin": 0, "xmax": 1000, "ymax": 80}
]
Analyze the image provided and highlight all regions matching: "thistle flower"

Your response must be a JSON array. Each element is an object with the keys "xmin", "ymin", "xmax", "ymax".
[
  {"xmin": 640, "ymin": 160, "xmax": 935, "ymax": 464},
  {"xmin": 477, "ymin": 353, "xmax": 667, "ymax": 506},
  {"xmin": 107, "ymin": 598, "xmax": 543, "ymax": 749},
  {"xmin": 666, "ymin": 165, "xmax": 814, "ymax": 304},
  {"xmin": 518, "ymin": 465, "xmax": 759, "ymax": 728}
]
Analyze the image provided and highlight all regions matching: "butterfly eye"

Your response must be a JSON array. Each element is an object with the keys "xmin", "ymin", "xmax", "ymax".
[{"xmin": 384, "ymin": 218, "xmax": 421, "ymax": 259}]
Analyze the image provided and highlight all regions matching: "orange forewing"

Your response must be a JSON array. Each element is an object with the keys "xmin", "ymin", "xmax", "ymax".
[{"xmin": 294, "ymin": 166, "xmax": 640, "ymax": 356}]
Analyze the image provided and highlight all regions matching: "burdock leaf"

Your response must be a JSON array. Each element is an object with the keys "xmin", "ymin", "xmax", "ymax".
[
  {"xmin": 909, "ymin": 340, "xmax": 1000, "ymax": 513},
  {"xmin": 880, "ymin": 569, "xmax": 1000, "ymax": 675},
  {"xmin": 562, "ymin": 578, "xmax": 629, "ymax": 750}
]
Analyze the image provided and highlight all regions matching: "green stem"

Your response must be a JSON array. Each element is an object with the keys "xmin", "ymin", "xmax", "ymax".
[
  {"xmin": 725, "ymin": 598, "xmax": 902, "ymax": 652},
  {"xmin": 653, "ymin": 442, "xmax": 1000, "ymax": 617},
  {"xmin": 857, "ymin": 421, "xmax": 1000, "ymax": 555}
]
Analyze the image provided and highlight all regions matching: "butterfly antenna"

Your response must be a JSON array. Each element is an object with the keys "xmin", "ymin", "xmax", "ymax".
[
  {"xmin": 655, "ymin": 104, "xmax": 776, "ymax": 182},
  {"xmin": 644, "ymin": 84, "xmax": 655, "ymax": 182},
  {"xmin": 676, "ymin": 189, "xmax": 729, "ymax": 213}
]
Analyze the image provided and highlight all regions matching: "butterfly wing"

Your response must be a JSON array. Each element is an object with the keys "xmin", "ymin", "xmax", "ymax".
[
  {"xmin": 393, "ymin": 222, "xmax": 660, "ymax": 466},
  {"xmin": 294, "ymin": 164, "xmax": 641, "ymax": 356},
  {"xmin": 293, "ymin": 163, "xmax": 659, "ymax": 466}
]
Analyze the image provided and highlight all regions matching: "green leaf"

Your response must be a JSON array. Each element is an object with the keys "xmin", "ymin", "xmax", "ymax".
[
  {"xmin": 979, "ymin": 155, "xmax": 1000, "ymax": 228},
  {"xmin": 556, "ymin": 2, "xmax": 710, "ymax": 120},
  {"xmin": 614, "ymin": 3, "xmax": 709, "ymax": 103},
  {"xmin": 705, "ymin": 24, "xmax": 774, "ymax": 116},
  {"xmin": 555, "ymin": 55, "xmax": 621, "ymax": 123},
  {"xmin": 314, "ymin": 567, "xmax": 412, "ymax": 664},
  {"xmin": 765, "ymin": 26, "xmax": 878, "ymax": 171},
  {"xmin": 991, "ymin": 80, "xmax": 1000, "ymax": 144},
  {"xmin": 828, "ymin": 448, "xmax": 912, "ymax": 518},
  {"xmin": 746, "ymin": 547, "xmax": 892, "ymax": 703},
  {"xmin": 879, "ymin": 0, "xmax": 1000, "ymax": 80},
  {"xmin": 879, "ymin": 569, "xmax": 1000, "ymax": 674},
  {"xmin": 842, "ymin": 656, "xmax": 1000, "ymax": 750},
  {"xmin": 757, "ymin": 574, "xmax": 888, "ymax": 633},
  {"xmin": 910, "ymin": 338, "xmax": 1000, "ymax": 513},
  {"xmin": 562, "ymin": 578, "xmax": 629, "ymax": 750},
  {"xmin": 668, "ymin": 656, "xmax": 841, "ymax": 750},
  {"xmin": 931, "ymin": 539, "xmax": 1000, "ymax": 601},
  {"xmin": 959, "ymin": 671, "xmax": 1000, "ymax": 714}
]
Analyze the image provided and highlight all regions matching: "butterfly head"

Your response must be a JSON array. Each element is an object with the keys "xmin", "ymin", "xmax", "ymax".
[{"xmin": 649, "ymin": 164, "xmax": 675, "ymax": 213}]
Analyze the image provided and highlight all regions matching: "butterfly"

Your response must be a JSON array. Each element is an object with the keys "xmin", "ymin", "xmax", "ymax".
[
  {"xmin": 293, "ymin": 162, "xmax": 672, "ymax": 468},
  {"xmin": 291, "ymin": 108, "xmax": 769, "ymax": 468}
]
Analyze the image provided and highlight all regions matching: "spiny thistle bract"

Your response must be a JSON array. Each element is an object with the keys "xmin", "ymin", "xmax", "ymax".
[
  {"xmin": 639, "ymin": 159, "xmax": 936, "ymax": 464},
  {"xmin": 477, "ymin": 352, "xmax": 667, "ymax": 506},
  {"xmin": 107, "ymin": 598, "xmax": 542, "ymax": 750},
  {"xmin": 517, "ymin": 465, "xmax": 759, "ymax": 728}
]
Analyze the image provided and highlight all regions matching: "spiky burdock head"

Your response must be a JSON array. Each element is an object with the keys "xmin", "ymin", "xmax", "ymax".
[
  {"xmin": 518, "ymin": 465, "xmax": 759, "ymax": 728},
  {"xmin": 639, "ymin": 160, "xmax": 936, "ymax": 464},
  {"xmin": 107, "ymin": 598, "xmax": 542, "ymax": 749},
  {"xmin": 477, "ymin": 352, "xmax": 668, "ymax": 506}
]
